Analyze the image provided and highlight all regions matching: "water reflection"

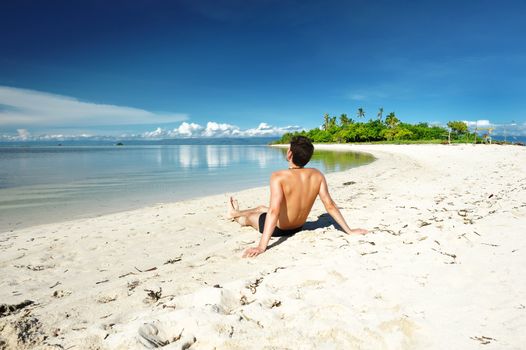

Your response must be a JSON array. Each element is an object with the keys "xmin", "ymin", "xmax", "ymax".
[
  {"xmin": 172, "ymin": 145, "xmax": 372, "ymax": 171},
  {"xmin": 311, "ymin": 150, "xmax": 374, "ymax": 172},
  {"xmin": 205, "ymin": 145, "xmax": 237, "ymax": 168},
  {"xmin": 179, "ymin": 145, "xmax": 200, "ymax": 168},
  {"xmin": 201, "ymin": 146, "xmax": 284, "ymax": 169},
  {"xmin": 275, "ymin": 148, "xmax": 373, "ymax": 172},
  {"xmin": 0, "ymin": 144, "xmax": 374, "ymax": 232}
]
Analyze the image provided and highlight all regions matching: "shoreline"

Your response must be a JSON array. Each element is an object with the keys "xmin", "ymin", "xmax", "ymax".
[
  {"xmin": 1, "ymin": 144, "xmax": 525, "ymax": 349},
  {"xmin": 0, "ymin": 145, "xmax": 374, "ymax": 234}
]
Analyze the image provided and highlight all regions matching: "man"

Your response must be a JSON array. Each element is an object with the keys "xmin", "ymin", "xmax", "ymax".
[{"xmin": 227, "ymin": 136, "xmax": 368, "ymax": 258}]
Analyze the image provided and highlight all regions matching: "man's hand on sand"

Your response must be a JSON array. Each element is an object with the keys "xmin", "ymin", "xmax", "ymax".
[
  {"xmin": 349, "ymin": 228, "xmax": 368, "ymax": 235},
  {"xmin": 243, "ymin": 247, "xmax": 265, "ymax": 258}
]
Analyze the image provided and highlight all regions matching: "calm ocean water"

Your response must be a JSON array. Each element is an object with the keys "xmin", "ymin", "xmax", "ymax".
[{"xmin": 0, "ymin": 139, "xmax": 374, "ymax": 232}]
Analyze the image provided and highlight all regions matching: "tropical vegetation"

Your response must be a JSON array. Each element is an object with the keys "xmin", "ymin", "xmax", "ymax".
[{"xmin": 274, "ymin": 108, "xmax": 481, "ymax": 144}]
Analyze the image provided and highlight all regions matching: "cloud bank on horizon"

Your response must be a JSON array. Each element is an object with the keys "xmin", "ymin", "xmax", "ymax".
[
  {"xmin": 0, "ymin": 86, "xmax": 302, "ymax": 141},
  {"xmin": 141, "ymin": 122, "xmax": 301, "ymax": 139},
  {"xmin": 2, "ymin": 122, "xmax": 303, "ymax": 141}
]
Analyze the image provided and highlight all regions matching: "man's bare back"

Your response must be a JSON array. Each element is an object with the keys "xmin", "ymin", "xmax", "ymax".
[
  {"xmin": 228, "ymin": 136, "xmax": 367, "ymax": 258},
  {"xmin": 271, "ymin": 167, "xmax": 323, "ymax": 230}
]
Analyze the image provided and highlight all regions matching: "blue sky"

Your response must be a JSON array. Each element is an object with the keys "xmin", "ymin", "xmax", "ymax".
[{"xmin": 1, "ymin": 0, "xmax": 525, "ymax": 139}]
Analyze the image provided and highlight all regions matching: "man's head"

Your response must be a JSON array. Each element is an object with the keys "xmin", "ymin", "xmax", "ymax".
[{"xmin": 289, "ymin": 136, "xmax": 314, "ymax": 167}]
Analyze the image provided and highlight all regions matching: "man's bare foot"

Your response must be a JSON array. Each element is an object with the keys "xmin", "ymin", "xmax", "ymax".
[
  {"xmin": 226, "ymin": 196, "xmax": 240, "ymax": 219},
  {"xmin": 349, "ymin": 228, "xmax": 368, "ymax": 235}
]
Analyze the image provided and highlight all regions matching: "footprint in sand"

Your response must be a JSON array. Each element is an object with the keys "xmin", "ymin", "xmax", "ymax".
[
  {"xmin": 96, "ymin": 295, "xmax": 117, "ymax": 304},
  {"xmin": 52, "ymin": 290, "xmax": 72, "ymax": 298},
  {"xmin": 137, "ymin": 322, "xmax": 196, "ymax": 349}
]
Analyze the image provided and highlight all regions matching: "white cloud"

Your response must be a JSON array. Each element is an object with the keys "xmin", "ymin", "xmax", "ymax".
[
  {"xmin": 492, "ymin": 121, "xmax": 526, "ymax": 137},
  {"xmin": 0, "ymin": 85, "xmax": 187, "ymax": 127},
  {"xmin": 139, "ymin": 121, "xmax": 302, "ymax": 139},
  {"xmin": 463, "ymin": 119, "xmax": 491, "ymax": 127},
  {"xmin": 0, "ymin": 121, "xmax": 303, "ymax": 141},
  {"xmin": 141, "ymin": 127, "xmax": 167, "ymax": 138},
  {"xmin": 460, "ymin": 119, "xmax": 526, "ymax": 137},
  {"xmin": 16, "ymin": 128, "xmax": 31, "ymax": 140},
  {"xmin": 202, "ymin": 122, "xmax": 241, "ymax": 137},
  {"xmin": 140, "ymin": 122, "xmax": 205, "ymax": 138},
  {"xmin": 177, "ymin": 122, "xmax": 203, "ymax": 137},
  {"xmin": 242, "ymin": 122, "xmax": 302, "ymax": 136}
]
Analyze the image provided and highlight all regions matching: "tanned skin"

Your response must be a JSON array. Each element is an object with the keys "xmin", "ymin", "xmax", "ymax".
[{"xmin": 227, "ymin": 148, "xmax": 368, "ymax": 258}]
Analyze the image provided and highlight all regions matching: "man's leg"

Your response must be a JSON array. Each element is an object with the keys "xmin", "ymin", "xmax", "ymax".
[{"xmin": 227, "ymin": 197, "xmax": 267, "ymax": 230}]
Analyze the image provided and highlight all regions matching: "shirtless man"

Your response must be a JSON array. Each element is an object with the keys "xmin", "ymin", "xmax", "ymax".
[{"xmin": 227, "ymin": 136, "xmax": 368, "ymax": 258}]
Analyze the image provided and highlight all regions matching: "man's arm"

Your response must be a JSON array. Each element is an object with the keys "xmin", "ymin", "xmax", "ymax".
[
  {"xmin": 243, "ymin": 173, "xmax": 283, "ymax": 258},
  {"xmin": 318, "ymin": 174, "xmax": 367, "ymax": 235}
]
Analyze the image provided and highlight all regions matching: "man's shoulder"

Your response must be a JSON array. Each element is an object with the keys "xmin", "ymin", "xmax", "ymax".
[
  {"xmin": 307, "ymin": 167, "xmax": 323, "ymax": 175},
  {"xmin": 303, "ymin": 167, "xmax": 324, "ymax": 177},
  {"xmin": 270, "ymin": 169, "xmax": 289, "ymax": 178},
  {"xmin": 271, "ymin": 168, "xmax": 324, "ymax": 177}
]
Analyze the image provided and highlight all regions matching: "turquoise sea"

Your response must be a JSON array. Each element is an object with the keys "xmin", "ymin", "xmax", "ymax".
[{"xmin": 0, "ymin": 138, "xmax": 374, "ymax": 232}]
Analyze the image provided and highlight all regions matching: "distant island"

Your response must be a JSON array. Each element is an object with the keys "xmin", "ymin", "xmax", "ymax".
[{"xmin": 274, "ymin": 109, "xmax": 510, "ymax": 145}]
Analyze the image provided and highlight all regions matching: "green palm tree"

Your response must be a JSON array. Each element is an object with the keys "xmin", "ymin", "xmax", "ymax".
[
  {"xmin": 377, "ymin": 107, "xmax": 383, "ymax": 121},
  {"xmin": 329, "ymin": 116, "xmax": 337, "ymax": 129},
  {"xmin": 340, "ymin": 113, "xmax": 350, "ymax": 126},
  {"xmin": 385, "ymin": 112, "xmax": 399, "ymax": 128},
  {"xmin": 323, "ymin": 113, "xmax": 330, "ymax": 130},
  {"xmin": 357, "ymin": 108, "xmax": 365, "ymax": 120}
]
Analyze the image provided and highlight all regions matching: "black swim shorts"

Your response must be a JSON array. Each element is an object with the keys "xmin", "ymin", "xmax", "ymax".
[{"xmin": 258, "ymin": 213, "xmax": 303, "ymax": 237}]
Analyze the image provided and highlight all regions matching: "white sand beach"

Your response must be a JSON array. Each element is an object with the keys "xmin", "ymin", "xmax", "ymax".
[{"xmin": 1, "ymin": 144, "xmax": 525, "ymax": 349}]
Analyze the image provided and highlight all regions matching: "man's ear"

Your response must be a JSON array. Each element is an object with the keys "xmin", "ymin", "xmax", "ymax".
[{"xmin": 287, "ymin": 149, "xmax": 293, "ymax": 161}]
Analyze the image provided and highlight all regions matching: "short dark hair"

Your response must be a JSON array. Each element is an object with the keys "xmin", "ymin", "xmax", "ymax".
[{"xmin": 290, "ymin": 136, "xmax": 314, "ymax": 167}]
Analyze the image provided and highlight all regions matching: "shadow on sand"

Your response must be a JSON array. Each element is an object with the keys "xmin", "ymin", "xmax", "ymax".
[{"xmin": 267, "ymin": 213, "xmax": 341, "ymax": 250}]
